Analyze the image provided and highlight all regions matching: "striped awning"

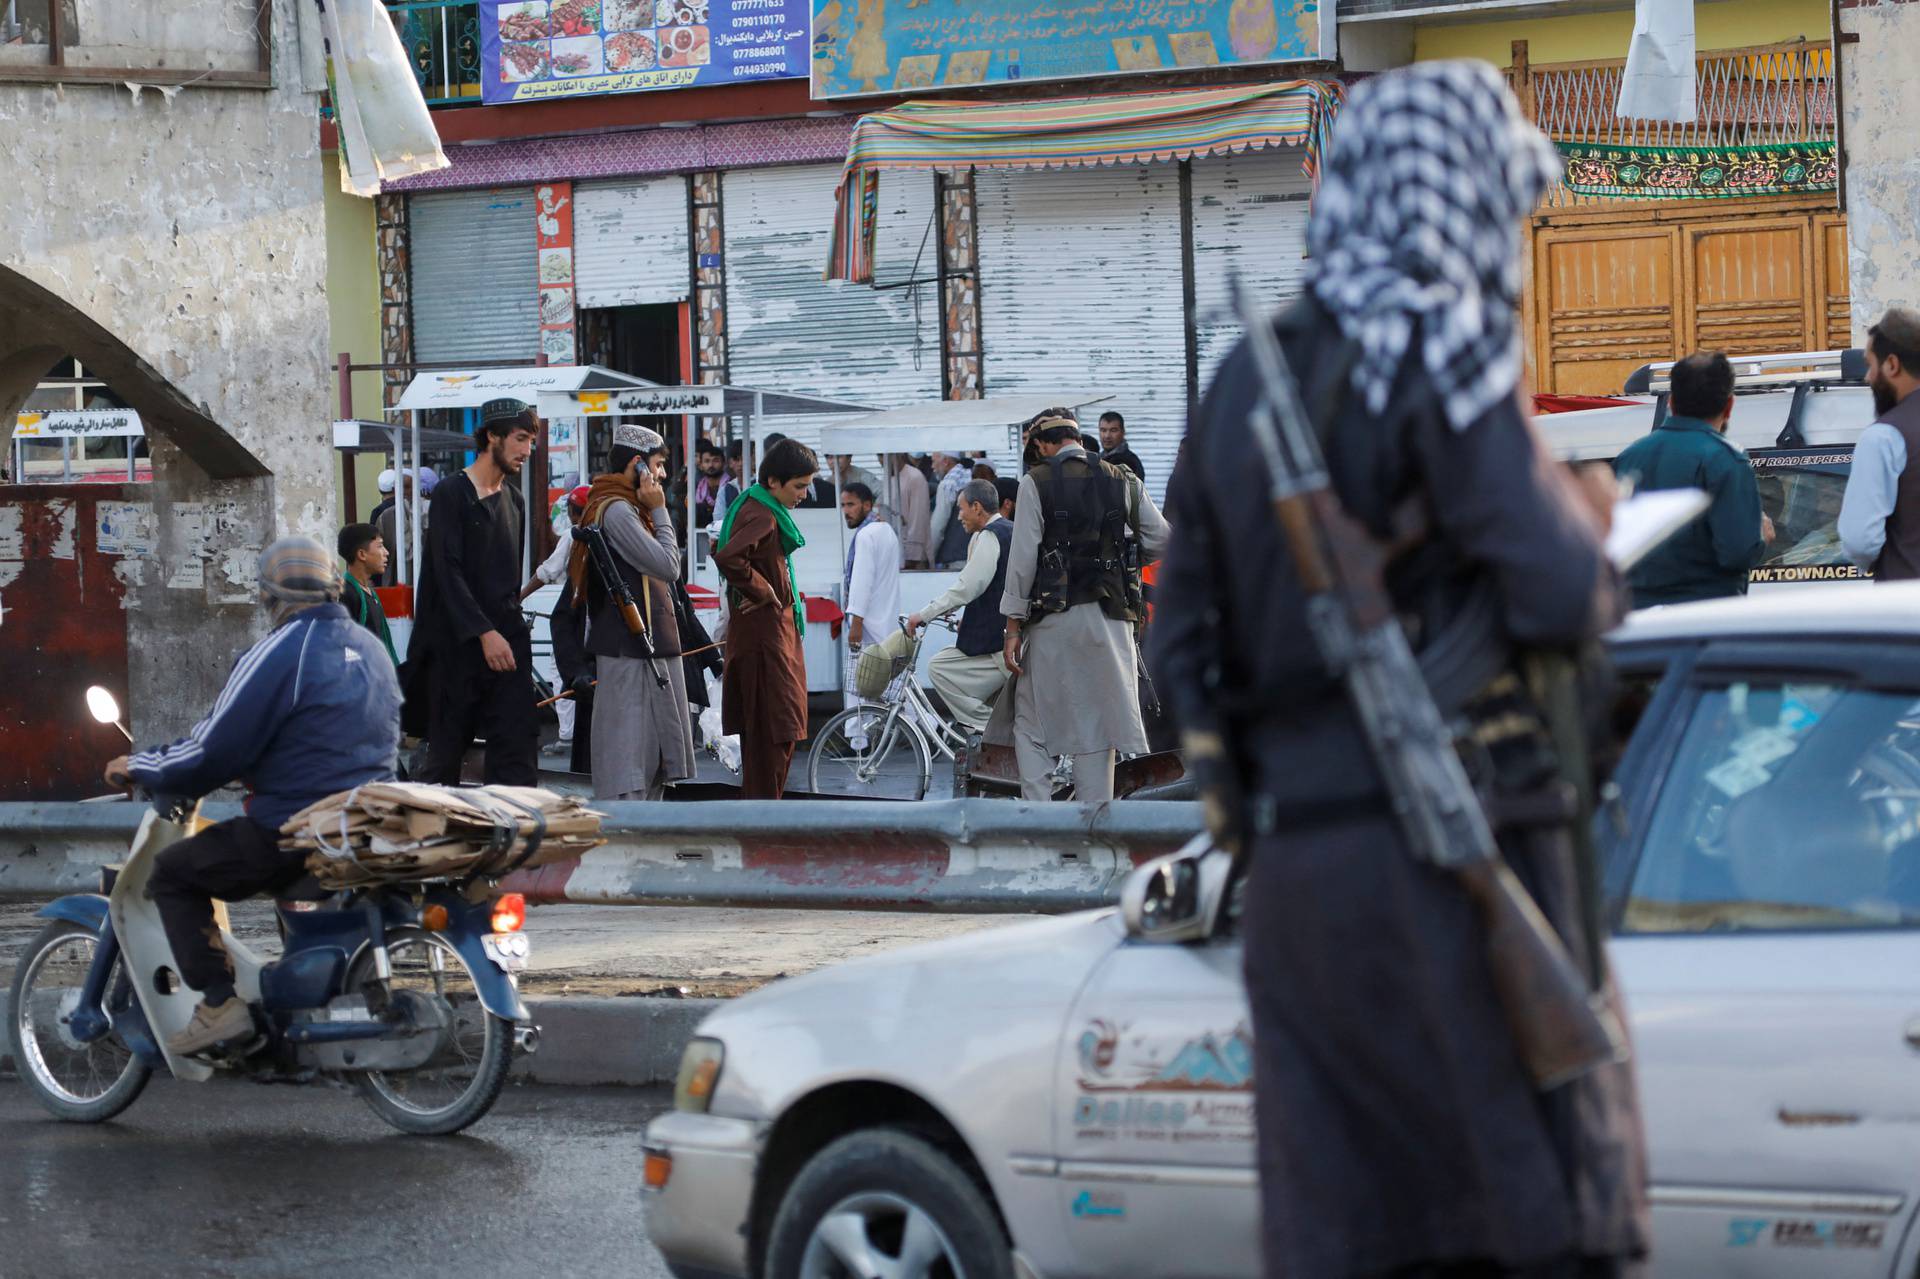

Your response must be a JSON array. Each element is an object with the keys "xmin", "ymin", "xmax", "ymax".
[{"xmin": 827, "ymin": 80, "xmax": 1345, "ymax": 284}]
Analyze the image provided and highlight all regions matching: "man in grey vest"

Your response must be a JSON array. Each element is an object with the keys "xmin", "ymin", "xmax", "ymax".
[
  {"xmin": 571, "ymin": 422, "xmax": 693, "ymax": 800},
  {"xmin": 1841, "ymin": 307, "xmax": 1920, "ymax": 580},
  {"xmin": 905, "ymin": 479, "xmax": 1014, "ymax": 731}
]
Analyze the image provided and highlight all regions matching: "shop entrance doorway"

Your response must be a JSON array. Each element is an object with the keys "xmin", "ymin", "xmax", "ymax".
[{"xmin": 578, "ymin": 302, "xmax": 690, "ymax": 472}]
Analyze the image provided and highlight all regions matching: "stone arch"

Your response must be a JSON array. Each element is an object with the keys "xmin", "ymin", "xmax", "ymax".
[{"xmin": 0, "ymin": 263, "xmax": 267, "ymax": 479}]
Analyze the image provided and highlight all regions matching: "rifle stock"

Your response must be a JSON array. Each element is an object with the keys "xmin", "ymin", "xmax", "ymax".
[{"xmin": 1456, "ymin": 857, "xmax": 1627, "ymax": 1089}]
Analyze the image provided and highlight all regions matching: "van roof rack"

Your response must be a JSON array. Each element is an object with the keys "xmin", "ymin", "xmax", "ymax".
[{"xmin": 1623, "ymin": 349, "xmax": 1867, "ymax": 395}]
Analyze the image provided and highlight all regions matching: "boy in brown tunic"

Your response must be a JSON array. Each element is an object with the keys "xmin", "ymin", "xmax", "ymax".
[{"xmin": 714, "ymin": 437, "xmax": 819, "ymax": 798}]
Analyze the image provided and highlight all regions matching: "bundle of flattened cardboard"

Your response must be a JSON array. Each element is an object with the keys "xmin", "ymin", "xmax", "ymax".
[{"xmin": 281, "ymin": 783, "xmax": 606, "ymax": 889}]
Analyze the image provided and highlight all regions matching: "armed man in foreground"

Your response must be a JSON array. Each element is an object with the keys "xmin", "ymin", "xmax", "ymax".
[
  {"xmin": 1000, "ymin": 409, "xmax": 1168, "ymax": 802},
  {"xmin": 571, "ymin": 422, "xmax": 694, "ymax": 801},
  {"xmin": 105, "ymin": 538, "xmax": 400, "ymax": 1056},
  {"xmin": 1149, "ymin": 63, "xmax": 1649, "ymax": 1278}
]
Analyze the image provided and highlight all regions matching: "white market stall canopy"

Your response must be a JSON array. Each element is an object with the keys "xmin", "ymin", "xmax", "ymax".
[
  {"xmin": 332, "ymin": 419, "xmax": 474, "ymax": 454},
  {"xmin": 394, "ymin": 364, "xmax": 654, "ymax": 412},
  {"xmin": 817, "ymin": 393, "xmax": 1115, "ymax": 454},
  {"xmin": 536, "ymin": 381, "xmax": 873, "ymax": 420}
]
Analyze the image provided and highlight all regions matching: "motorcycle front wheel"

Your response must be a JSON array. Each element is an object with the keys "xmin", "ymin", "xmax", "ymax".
[
  {"xmin": 8, "ymin": 920, "xmax": 152, "ymax": 1123},
  {"xmin": 344, "ymin": 926, "xmax": 512, "ymax": 1136}
]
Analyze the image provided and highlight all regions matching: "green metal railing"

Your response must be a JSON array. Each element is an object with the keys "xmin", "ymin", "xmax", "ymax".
[{"xmin": 386, "ymin": 0, "xmax": 484, "ymax": 106}]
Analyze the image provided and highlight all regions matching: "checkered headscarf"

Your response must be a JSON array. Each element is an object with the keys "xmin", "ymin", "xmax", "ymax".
[{"xmin": 1308, "ymin": 61, "xmax": 1562, "ymax": 433}]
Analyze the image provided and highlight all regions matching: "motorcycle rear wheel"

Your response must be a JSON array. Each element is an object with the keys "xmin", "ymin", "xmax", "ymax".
[
  {"xmin": 8, "ymin": 920, "xmax": 152, "ymax": 1123},
  {"xmin": 344, "ymin": 926, "xmax": 512, "ymax": 1136}
]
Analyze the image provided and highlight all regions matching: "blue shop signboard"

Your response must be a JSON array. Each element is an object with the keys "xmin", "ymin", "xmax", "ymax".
[
  {"xmin": 808, "ymin": 0, "xmax": 1334, "ymax": 100},
  {"xmin": 481, "ymin": 0, "xmax": 808, "ymax": 104}
]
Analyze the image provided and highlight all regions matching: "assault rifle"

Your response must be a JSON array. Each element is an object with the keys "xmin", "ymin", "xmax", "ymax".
[
  {"xmin": 1227, "ymin": 275, "xmax": 1625, "ymax": 1090},
  {"xmin": 574, "ymin": 523, "xmax": 659, "ymax": 666}
]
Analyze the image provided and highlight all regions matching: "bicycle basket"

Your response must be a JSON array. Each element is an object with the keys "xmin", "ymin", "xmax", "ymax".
[{"xmin": 852, "ymin": 627, "xmax": 917, "ymax": 699}]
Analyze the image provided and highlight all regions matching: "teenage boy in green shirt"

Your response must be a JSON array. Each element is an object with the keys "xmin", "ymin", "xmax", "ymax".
[{"xmin": 338, "ymin": 523, "xmax": 398, "ymax": 665}]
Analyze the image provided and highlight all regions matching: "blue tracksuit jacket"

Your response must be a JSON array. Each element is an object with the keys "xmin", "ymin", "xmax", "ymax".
[{"xmin": 127, "ymin": 603, "xmax": 401, "ymax": 830}]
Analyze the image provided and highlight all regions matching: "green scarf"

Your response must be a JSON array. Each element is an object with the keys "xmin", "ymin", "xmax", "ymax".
[{"xmin": 717, "ymin": 483, "xmax": 807, "ymax": 635}]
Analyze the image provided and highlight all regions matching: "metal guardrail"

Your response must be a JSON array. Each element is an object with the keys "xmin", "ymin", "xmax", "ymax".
[{"xmin": 0, "ymin": 800, "xmax": 1202, "ymax": 914}]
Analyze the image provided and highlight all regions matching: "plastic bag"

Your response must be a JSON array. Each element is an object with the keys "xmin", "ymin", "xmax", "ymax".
[
  {"xmin": 318, "ymin": 0, "xmax": 449, "ymax": 195},
  {"xmin": 698, "ymin": 671, "xmax": 741, "ymax": 775}
]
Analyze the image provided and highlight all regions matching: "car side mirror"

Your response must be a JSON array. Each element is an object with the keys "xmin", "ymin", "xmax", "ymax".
[{"xmin": 1121, "ymin": 834, "xmax": 1233, "ymax": 944}]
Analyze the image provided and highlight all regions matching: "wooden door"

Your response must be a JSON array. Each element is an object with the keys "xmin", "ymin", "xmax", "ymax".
[
  {"xmin": 1814, "ymin": 214, "xmax": 1852, "ymax": 349},
  {"xmin": 1530, "ymin": 205, "xmax": 1850, "ymax": 395},
  {"xmin": 1685, "ymin": 217, "xmax": 1814, "ymax": 357},
  {"xmin": 1535, "ymin": 225, "xmax": 1681, "ymax": 396}
]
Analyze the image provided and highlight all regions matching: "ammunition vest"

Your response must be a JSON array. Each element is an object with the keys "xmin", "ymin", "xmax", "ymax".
[{"xmin": 1028, "ymin": 452, "xmax": 1139, "ymax": 623}]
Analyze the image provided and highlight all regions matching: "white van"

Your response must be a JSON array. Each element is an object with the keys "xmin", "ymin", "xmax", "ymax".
[{"xmin": 1536, "ymin": 350, "xmax": 1874, "ymax": 589}]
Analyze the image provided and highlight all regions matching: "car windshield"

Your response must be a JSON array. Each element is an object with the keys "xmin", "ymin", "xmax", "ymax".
[
  {"xmin": 1624, "ymin": 680, "xmax": 1920, "ymax": 933},
  {"xmin": 1749, "ymin": 449, "xmax": 1863, "ymax": 587}
]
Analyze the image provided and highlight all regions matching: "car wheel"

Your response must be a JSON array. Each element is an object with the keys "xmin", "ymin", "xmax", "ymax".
[{"xmin": 765, "ymin": 1128, "xmax": 1014, "ymax": 1279}]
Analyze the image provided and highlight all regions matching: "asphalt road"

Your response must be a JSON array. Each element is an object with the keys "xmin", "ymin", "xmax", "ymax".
[{"xmin": 0, "ymin": 1077, "xmax": 676, "ymax": 1279}]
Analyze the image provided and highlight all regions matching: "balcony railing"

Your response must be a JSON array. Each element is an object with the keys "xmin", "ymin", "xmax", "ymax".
[
  {"xmin": 1512, "ymin": 39, "xmax": 1836, "ymax": 207},
  {"xmin": 386, "ymin": 0, "xmax": 483, "ymax": 107}
]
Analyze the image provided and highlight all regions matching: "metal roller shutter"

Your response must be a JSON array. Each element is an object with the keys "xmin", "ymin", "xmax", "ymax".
[
  {"xmin": 574, "ymin": 177, "xmax": 692, "ymax": 309},
  {"xmin": 409, "ymin": 187, "xmax": 540, "ymax": 365},
  {"xmin": 1190, "ymin": 147, "xmax": 1314, "ymax": 390},
  {"xmin": 976, "ymin": 164, "xmax": 1186, "ymax": 502},
  {"xmin": 723, "ymin": 163, "xmax": 941, "ymax": 451}
]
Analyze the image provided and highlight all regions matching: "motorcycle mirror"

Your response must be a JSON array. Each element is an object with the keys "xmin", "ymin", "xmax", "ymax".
[{"xmin": 85, "ymin": 686, "xmax": 133, "ymax": 741}]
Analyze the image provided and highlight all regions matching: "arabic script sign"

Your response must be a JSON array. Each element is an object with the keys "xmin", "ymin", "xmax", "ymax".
[
  {"xmin": 809, "ymin": 0, "xmax": 1332, "ymax": 100},
  {"xmin": 480, "ymin": 0, "xmax": 808, "ymax": 105},
  {"xmin": 14, "ymin": 409, "xmax": 145, "ymax": 440},
  {"xmin": 542, "ymin": 387, "xmax": 726, "ymax": 416}
]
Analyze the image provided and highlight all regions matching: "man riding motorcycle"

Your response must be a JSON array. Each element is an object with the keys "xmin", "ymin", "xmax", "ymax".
[{"xmin": 104, "ymin": 537, "xmax": 402, "ymax": 1057}]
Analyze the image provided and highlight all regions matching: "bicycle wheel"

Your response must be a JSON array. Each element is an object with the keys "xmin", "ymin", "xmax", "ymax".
[{"xmin": 808, "ymin": 705, "xmax": 932, "ymax": 800}]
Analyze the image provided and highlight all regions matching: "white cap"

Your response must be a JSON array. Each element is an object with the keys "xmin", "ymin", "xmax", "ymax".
[
  {"xmin": 614, "ymin": 422, "xmax": 665, "ymax": 453},
  {"xmin": 376, "ymin": 468, "xmax": 396, "ymax": 493}
]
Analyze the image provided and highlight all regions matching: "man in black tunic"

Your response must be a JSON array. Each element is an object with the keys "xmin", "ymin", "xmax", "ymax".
[
  {"xmin": 414, "ymin": 398, "xmax": 540, "ymax": 784},
  {"xmin": 1149, "ymin": 63, "xmax": 1649, "ymax": 1278}
]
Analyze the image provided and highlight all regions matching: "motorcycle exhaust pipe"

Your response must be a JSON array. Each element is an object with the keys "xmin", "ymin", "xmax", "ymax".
[{"xmin": 514, "ymin": 1024, "xmax": 541, "ymax": 1056}]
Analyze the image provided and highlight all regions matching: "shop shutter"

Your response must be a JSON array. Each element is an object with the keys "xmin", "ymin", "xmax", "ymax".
[
  {"xmin": 1190, "ymin": 148, "xmax": 1313, "ymax": 390},
  {"xmin": 409, "ymin": 187, "xmax": 540, "ymax": 365},
  {"xmin": 976, "ymin": 164, "xmax": 1186, "ymax": 502},
  {"xmin": 574, "ymin": 176, "xmax": 692, "ymax": 309},
  {"xmin": 723, "ymin": 163, "xmax": 941, "ymax": 451}
]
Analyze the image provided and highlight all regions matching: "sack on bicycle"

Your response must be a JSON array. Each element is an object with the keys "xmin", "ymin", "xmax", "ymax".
[{"xmin": 852, "ymin": 627, "xmax": 916, "ymax": 701}]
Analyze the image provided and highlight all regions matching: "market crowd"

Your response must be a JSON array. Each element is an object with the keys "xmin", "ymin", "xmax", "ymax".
[{"xmin": 325, "ymin": 395, "xmax": 1169, "ymax": 805}]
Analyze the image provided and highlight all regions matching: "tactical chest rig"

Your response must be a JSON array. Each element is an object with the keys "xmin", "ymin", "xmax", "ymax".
[{"xmin": 1029, "ymin": 452, "xmax": 1141, "ymax": 623}]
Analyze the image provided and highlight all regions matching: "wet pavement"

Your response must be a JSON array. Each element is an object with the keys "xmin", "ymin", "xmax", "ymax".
[
  {"xmin": 1, "ymin": 900, "xmax": 1032, "ymax": 999},
  {"xmin": 0, "ymin": 1077, "xmax": 676, "ymax": 1278}
]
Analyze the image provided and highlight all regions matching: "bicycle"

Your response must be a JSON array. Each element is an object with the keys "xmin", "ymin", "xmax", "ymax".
[{"xmin": 807, "ymin": 617, "xmax": 977, "ymax": 801}]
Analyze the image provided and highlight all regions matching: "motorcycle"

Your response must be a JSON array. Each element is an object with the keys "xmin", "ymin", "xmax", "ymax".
[{"xmin": 5, "ymin": 688, "xmax": 540, "ymax": 1136}]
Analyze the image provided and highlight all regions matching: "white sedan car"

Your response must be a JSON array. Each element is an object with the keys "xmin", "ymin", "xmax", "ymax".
[{"xmin": 645, "ymin": 585, "xmax": 1920, "ymax": 1279}]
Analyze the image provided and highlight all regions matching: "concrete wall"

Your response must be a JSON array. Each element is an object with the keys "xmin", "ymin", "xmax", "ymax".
[
  {"xmin": 1408, "ymin": 0, "xmax": 1829, "ymax": 63},
  {"xmin": 0, "ymin": 0, "xmax": 330, "ymax": 742},
  {"xmin": 1838, "ymin": 0, "xmax": 1920, "ymax": 344},
  {"xmin": 324, "ymin": 151, "xmax": 389, "ymax": 525}
]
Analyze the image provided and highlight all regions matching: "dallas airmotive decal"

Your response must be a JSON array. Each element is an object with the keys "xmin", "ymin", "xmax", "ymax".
[{"xmin": 1073, "ymin": 1018, "xmax": 1256, "ymax": 1144}]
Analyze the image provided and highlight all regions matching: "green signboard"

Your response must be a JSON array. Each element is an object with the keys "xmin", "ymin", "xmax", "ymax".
[{"xmin": 809, "ymin": 0, "xmax": 1332, "ymax": 100}]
